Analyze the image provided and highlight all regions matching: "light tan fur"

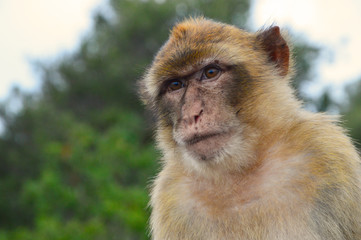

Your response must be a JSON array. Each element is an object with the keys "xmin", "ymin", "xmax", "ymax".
[{"xmin": 140, "ymin": 17, "xmax": 361, "ymax": 240}]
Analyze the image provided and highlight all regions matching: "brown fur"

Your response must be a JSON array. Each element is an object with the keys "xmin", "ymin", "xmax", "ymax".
[{"xmin": 139, "ymin": 17, "xmax": 361, "ymax": 240}]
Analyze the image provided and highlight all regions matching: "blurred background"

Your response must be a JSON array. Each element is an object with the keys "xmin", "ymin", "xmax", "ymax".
[{"xmin": 0, "ymin": 0, "xmax": 360, "ymax": 239}]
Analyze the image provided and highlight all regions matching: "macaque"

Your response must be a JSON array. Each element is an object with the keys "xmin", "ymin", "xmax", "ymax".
[{"xmin": 139, "ymin": 17, "xmax": 361, "ymax": 240}]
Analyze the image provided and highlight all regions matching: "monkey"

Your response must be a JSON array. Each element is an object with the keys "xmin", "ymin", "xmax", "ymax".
[{"xmin": 139, "ymin": 17, "xmax": 361, "ymax": 240}]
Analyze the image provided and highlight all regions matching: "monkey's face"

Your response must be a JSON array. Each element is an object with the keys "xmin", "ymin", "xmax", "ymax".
[
  {"xmin": 141, "ymin": 19, "xmax": 257, "ymax": 170},
  {"xmin": 160, "ymin": 60, "xmax": 243, "ymax": 161},
  {"xmin": 141, "ymin": 18, "xmax": 290, "ymax": 173}
]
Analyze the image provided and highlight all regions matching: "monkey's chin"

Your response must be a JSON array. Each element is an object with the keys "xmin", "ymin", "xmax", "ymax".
[{"xmin": 184, "ymin": 132, "xmax": 232, "ymax": 160}]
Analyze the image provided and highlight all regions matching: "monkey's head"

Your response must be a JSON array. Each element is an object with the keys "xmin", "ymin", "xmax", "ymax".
[{"xmin": 140, "ymin": 17, "xmax": 297, "ymax": 176}]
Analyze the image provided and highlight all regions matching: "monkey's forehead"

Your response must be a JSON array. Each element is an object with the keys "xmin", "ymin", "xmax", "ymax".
[
  {"xmin": 150, "ymin": 18, "xmax": 255, "ymax": 78},
  {"xmin": 140, "ymin": 18, "xmax": 263, "ymax": 106}
]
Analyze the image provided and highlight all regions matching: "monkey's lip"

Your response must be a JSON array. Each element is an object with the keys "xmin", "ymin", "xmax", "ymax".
[{"xmin": 184, "ymin": 132, "xmax": 224, "ymax": 145}]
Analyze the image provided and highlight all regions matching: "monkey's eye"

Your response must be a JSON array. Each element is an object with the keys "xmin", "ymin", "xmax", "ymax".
[
  {"xmin": 168, "ymin": 80, "xmax": 184, "ymax": 92},
  {"xmin": 203, "ymin": 67, "xmax": 220, "ymax": 79}
]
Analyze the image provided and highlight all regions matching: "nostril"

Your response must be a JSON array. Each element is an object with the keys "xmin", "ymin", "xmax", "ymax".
[
  {"xmin": 194, "ymin": 109, "xmax": 203, "ymax": 124},
  {"xmin": 194, "ymin": 115, "xmax": 200, "ymax": 123}
]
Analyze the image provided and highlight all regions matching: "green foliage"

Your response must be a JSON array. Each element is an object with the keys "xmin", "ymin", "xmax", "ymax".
[{"xmin": 0, "ymin": 102, "xmax": 158, "ymax": 239}]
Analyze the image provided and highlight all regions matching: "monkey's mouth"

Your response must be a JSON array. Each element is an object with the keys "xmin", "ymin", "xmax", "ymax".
[
  {"xmin": 183, "ymin": 131, "xmax": 232, "ymax": 159},
  {"xmin": 183, "ymin": 131, "xmax": 232, "ymax": 158},
  {"xmin": 185, "ymin": 132, "xmax": 222, "ymax": 145}
]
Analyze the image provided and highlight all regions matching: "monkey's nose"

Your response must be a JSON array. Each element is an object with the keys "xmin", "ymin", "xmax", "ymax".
[{"xmin": 183, "ymin": 109, "xmax": 203, "ymax": 126}]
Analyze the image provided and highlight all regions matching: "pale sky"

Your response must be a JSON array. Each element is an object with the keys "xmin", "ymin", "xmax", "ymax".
[
  {"xmin": 0, "ymin": 0, "xmax": 104, "ymax": 100},
  {"xmin": 1, "ymin": 0, "xmax": 361, "ymax": 103}
]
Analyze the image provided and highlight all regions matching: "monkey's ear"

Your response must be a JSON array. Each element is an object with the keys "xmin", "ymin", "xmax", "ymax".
[{"xmin": 257, "ymin": 26, "xmax": 289, "ymax": 76}]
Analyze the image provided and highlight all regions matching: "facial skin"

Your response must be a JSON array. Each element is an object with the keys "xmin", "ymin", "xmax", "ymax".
[
  {"xmin": 152, "ymin": 54, "xmax": 257, "ymax": 175},
  {"xmin": 163, "ymin": 62, "xmax": 239, "ymax": 160}
]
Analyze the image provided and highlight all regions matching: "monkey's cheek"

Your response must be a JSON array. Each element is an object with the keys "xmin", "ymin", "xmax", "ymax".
[{"xmin": 185, "ymin": 133, "xmax": 232, "ymax": 160}]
